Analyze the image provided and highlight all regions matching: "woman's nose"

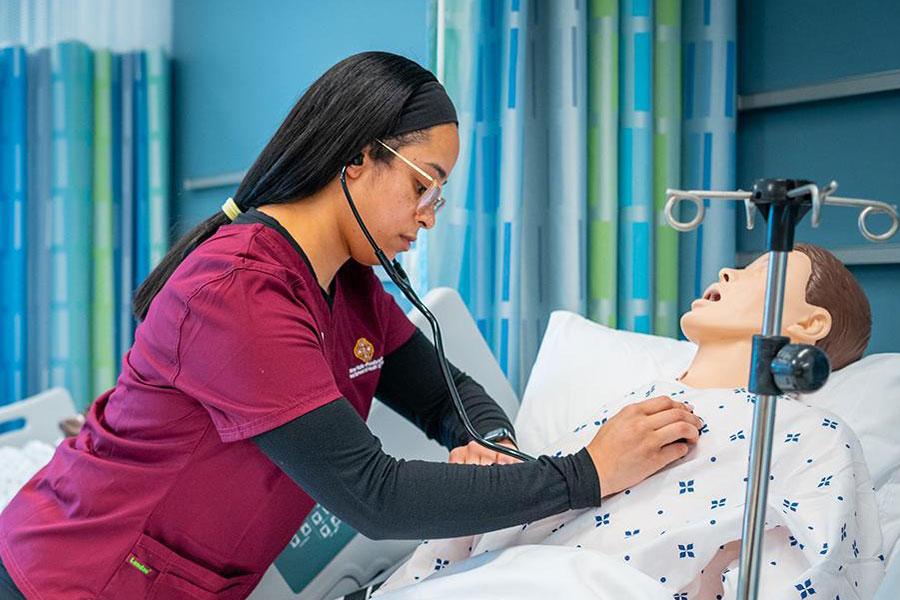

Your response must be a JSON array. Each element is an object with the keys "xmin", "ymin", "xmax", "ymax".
[
  {"xmin": 719, "ymin": 268, "xmax": 737, "ymax": 283},
  {"xmin": 417, "ymin": 208, "xmax": 436, "ymax": 230}
]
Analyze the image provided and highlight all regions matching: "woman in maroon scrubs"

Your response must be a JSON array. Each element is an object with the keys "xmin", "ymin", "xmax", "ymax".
[{"xmin": 0, "ymin": 52, "xmax": 701, "ymax": 600}]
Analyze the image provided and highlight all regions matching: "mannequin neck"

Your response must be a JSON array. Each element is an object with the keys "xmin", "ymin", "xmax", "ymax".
[{"xmin": 679, "ymin": 337, "xmax": 754, "ymax": 389}]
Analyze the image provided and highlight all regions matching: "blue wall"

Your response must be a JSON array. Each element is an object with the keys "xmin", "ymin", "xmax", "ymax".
[
  {"xmin": 172, "ymin": 0, "xmax": 432, "ymax": 232},
  {"xmin": 737, "ymin": 0, "xmax": 900, "ymax": 354}
]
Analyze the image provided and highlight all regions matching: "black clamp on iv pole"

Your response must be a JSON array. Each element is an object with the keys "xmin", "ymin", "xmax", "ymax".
[{"xmin": 664, "ymin": 177, "xmax": 898, "ymax": 600}]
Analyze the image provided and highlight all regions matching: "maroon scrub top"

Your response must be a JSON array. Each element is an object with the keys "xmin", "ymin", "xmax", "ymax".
[{"xmin": 0, "ymin": 222, "xmax": 417, "ymax": 599}]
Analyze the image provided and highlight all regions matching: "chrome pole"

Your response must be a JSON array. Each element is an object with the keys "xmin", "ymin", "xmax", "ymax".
[{"xmin": 736, "ymin": 250, "xmax": 789, "ymax": 600}]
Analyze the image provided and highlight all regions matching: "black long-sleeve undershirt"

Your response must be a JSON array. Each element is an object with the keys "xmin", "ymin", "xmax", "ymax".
[
  {"xmin": 374, "ymin": 329, "xmax": 516, "ymax": 450},
  {"xmin": 254, "ymin": 398, "xmax": 599, "ymax": 540},
  {"xmin": 253, "ymin": 332, "xmax": 601, "ymax": 541}
]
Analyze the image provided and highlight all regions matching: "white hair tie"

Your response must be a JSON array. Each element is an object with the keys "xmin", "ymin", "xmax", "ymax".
[{"xmin": 221, "ymin": 197, "xmax": 243, "ymax": 222}]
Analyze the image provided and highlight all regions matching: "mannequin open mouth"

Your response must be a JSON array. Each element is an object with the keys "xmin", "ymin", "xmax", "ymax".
[
  {"xmin": 692, "ymin": 285, "xmax": 723, "ymax": 308},
  {"xmin": 703, "ymin": 285, "xmax": 723, "ymax": 302}
]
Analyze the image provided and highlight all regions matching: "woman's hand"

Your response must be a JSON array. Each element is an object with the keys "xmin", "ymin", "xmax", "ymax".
[
  {"xmin": 586, "ymin": 395, "xmax": 703, "ymax": 498},
  {"xmin": 449, "ymin": 438, "xmax": 520, "ymax": 465}
]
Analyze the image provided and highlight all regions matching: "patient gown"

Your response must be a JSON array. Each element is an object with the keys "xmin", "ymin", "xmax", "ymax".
[{"xmin": 380, "ymin": 380, "xmax": 885, "ymax": 599}]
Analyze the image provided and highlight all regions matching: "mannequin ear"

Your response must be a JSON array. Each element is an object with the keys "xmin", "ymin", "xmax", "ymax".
[{"xmin": 785, "ymin": 306, "xmax": 832, "ymax": 343}]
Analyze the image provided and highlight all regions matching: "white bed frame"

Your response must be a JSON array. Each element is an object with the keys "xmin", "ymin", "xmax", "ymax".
[
  {"xmin": 0, "ymin": 387, "xmax": 75, "ymax": 446},
  {"xmin": 2, "ymin": 287, "xmax": 897, "ymax": 599}
]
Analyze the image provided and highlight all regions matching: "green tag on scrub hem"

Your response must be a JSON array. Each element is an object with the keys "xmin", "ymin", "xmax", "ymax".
[{"xmin": 128, "ymin": 555, "xmax": 152, "ymax": 576}]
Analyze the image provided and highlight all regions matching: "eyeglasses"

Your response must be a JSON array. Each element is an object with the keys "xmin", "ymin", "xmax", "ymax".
[{"xmin": 376, "ymin": 139, "xmax": 446, "ymax": 214}]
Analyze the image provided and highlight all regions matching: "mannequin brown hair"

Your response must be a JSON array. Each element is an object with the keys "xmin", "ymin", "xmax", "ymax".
[{"xmin": 794, "ymin": 243, "xmax": 871, "ymax": 370}]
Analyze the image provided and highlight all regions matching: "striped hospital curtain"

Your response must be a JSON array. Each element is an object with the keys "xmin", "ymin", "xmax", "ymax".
[
  {"xmin": 679, "ymin": 0, "xmax": 736, "ymax": 314},
  {"xmin": 653, "ymin": 0, "xmax": 681, "ymax": 337},
  {"xmin": 0, "ymin": 46, "xmax": 28, "ymax": 404},
  {"xmin": 516, "ymin": 0, "xmax": 548, "ymax": 393},
  {"xmin": 495, "ymin": 0, "xmax": 529, "ymax": 388},
  {"xmin": 427, "ymin": 0, "xmax": 477, "ymax": 317},
  {"xmin": 544, "ymin": 1, "xmax": 587, "ymax": 316},
  {"xmin": 147, "ymin": 48, "xmax": 171, "ymax": 269},
  {"xmin": 110, "ymin": 53, "xmax": 123, "ymax": 366},
  {"xmin": 466, "ymin": 0, "xmax": 505, "ymax": 348},
  {"xmin": 50, "ymin": 41, "xmax": 94, "ymax": 410},
  {"xmin": 133, "ymin": 51, "xmax": 150, "ymax": 288},
  {"xmin": 118, "ymin": 52, "xmax": 136, "ymax": 358},
  {"xmin": 429, "ymin": 0, "xmax": 732, "ymax": 389},
  {"xmin": 26, "ymin": 48, "xmax": 52, "ymax": 396},
  {"xmin": 468, "ymin": 1, "xmax": 502, "ymax": 347},
  {"xmin": 1, "ymin": 41, "xmax": 171, "ymax": 405},
  {"xmin": 587, "ymin": 0, "xmax": 619, "ymax": 328},
  {"xmin": 430, "ymin": 0, "xmax": 502, "ymax": 347},
  {"xmin": 517, "ymin": 0, "xmax": 588, "ymax": 386},
  {"xmin": 92, "ymin": 49, "xmax": 116, "ymax": 399},
  {"xmin": 618, "ymin": 0, "xmax": 654, "ymax": 333}
]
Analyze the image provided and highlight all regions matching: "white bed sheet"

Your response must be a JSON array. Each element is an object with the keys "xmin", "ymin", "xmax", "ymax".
[
  {"xmin": 375, "ymin": 544, "xmax": 672, "ymax": 600},
  {"xmin": 0, "ymin": 440, "xmax": 55, "ymax": 509}
]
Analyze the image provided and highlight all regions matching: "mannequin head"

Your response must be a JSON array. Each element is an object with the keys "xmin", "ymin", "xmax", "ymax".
[{"xmin": 681, "ymin": 244, "xmax": 871, "ymax": 370}]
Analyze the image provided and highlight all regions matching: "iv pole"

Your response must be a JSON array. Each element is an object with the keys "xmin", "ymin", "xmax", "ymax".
[{"xmin": 663, "ymin": 178, "xmax": 899, "ymax": 600}]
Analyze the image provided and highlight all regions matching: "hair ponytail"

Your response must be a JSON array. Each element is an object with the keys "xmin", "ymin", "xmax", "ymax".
[{"xmin": 131, "ymin": 51, "xmax": 439, "ymax": 321}]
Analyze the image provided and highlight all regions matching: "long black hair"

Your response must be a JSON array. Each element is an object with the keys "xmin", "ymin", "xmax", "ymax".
[{"xmin": 133, "ymin": 52, "xmax": 437, "ymax": 320}]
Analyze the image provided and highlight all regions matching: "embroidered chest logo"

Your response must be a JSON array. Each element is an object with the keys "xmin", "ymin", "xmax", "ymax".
[
  {"xmin": 349, "ymin": 337, "xmax": 384, "ymax": 379},
  {"xmin": 354, "ymin": 337, "xmax": 375, "ymax": 363}
]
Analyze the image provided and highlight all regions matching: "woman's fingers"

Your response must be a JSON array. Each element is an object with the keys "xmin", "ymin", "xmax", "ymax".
[
  {"xmin": 448, "ymin": 447, "xmax": 465, "ymax": 464},
  {"xmin": 495, "ymin": 452, "xmax": 519, "ymax": 465},
  {"xmin": 646, "ymin": 407, "xmax": 703, "ymax": 432},
  {"xmin": 636, "ymin": 395, "xmax": 695, "ymax": 416},
  {"xmin": 449, "ymin": 441, "xmax": 520, "ymax": 465},
  {"xmin": 449, "ymin": 444, "xmax": 497, "ymax": 465},
  {"xmin": 654, "ymin": 420, "xmax": 701, "ymax": 447},
  {"xmin": 657, "ymin": 441, "xmax": 691, "ymax": 465}
]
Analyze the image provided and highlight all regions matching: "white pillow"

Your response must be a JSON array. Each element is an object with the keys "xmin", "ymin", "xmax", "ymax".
[
  {"xmin": 514, "ymin": 311, "xmax": 696, "ymax": 453},
  {"xmin": 805, "ymin": 353, "xmax": 900, "ymax": 568},
  {"xmin": 804, "ymin": 354, "xmax": 900, "ymax": 487},
  {"xmin": 514, "ymin": 311, "xmax": 900, "ymax": 565}
]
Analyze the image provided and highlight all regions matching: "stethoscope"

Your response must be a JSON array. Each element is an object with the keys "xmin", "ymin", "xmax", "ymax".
[{"xmin": 340, "ymin": 164, "xmax": 535, "ymax": 463}]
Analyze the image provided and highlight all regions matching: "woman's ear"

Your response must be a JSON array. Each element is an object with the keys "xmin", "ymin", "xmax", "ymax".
[
  {"xmin": 785, "ymin": 306, "xmax": 832, "ymax": 343},
  {"xmin": 345, "ymin": 144, "xmax": 373, "ymax": 179}
]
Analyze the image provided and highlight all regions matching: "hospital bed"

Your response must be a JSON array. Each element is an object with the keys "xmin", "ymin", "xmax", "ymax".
[{"xmin": 1, "ymin": 287, "xmax": 898, "ymax": 598}]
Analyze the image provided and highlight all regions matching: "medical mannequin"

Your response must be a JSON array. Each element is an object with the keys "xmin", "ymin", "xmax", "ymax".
[
  {"xmin": 680, "ymin": 242, "xmax": 871, "ymax": 389},
  {"xmin": 381, "ymin": 243, "xmax": 883, "ymax": 599}
]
